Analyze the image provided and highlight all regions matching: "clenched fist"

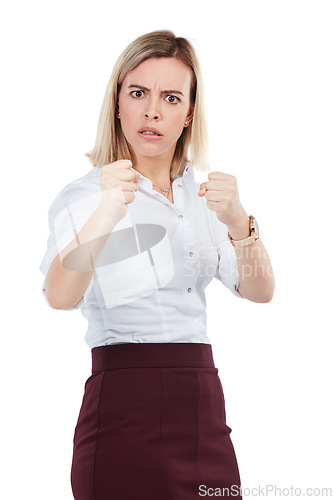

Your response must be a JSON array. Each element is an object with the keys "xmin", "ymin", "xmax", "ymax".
[
  {"xmin": 99, "ymin": 159, "xmax": 141, "ymax": 221},
  {"xmin": 198, "ymin": 171, "xmax": 247, "ymax": 228}
]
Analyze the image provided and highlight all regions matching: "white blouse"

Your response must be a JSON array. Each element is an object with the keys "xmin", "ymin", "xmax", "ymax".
[{"xmin": 39, "ymin": 162, "xmax": 244, "ymax": 348}]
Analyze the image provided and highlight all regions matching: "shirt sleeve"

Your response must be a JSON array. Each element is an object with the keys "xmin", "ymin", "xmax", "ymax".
[
  {"xmin": 39, "ymin": 179, "xmax": 101, "ymax": 310},
  {"xmin": 209, "ymin": 209, "xmax": 245, "ymax": 299}
]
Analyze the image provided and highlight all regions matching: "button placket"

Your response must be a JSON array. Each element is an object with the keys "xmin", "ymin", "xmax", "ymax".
[
  {"xmin": 171, "ymin": 174, "xmax": 185, "ymax": 210},
  {"xmin": 178, "ymin": 211, "xmax": 198, "ymax": 318}
]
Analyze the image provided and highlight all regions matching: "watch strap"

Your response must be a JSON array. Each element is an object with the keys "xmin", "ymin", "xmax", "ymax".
[{"xmin": 228, "ymin": 215, "xmax": 259, "ymax": 247}]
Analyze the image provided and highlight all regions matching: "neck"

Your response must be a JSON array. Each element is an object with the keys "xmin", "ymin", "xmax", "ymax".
[{"xmin": 132, "ymin": 151, "xmax": 174, "ymax": 187}]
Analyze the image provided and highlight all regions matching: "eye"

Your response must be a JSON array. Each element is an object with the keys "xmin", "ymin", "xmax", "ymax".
[
  {"xmin": 165, "ymin": 95, "xmax": 180, "ymax": 104},
  {"xmin": 130, "ymin": 90, "xmax": 144, "ymax": 98}
]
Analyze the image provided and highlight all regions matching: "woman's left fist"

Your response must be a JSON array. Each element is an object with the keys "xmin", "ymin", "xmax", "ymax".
[{"xmin": 198, "ymin": 171, "xmax": 246, "ymax": 227}]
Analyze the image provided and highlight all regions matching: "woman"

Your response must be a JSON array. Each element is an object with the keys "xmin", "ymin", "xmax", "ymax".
[{"xmin": 39, "ymin": 30, "xmax": 274, "ymax": 500}]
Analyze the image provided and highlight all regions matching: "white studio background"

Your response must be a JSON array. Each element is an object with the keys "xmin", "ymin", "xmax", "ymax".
[{"xmin": 1, "ymin": 1, "xmax": 332, "ymax": 499}]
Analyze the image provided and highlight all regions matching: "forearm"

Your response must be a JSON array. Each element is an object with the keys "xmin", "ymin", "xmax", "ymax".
[
  {"xmin": 45, "ymin": 202, "xmax": 122, "ymax": 309},
  {"xmin": 225, "ymin": 213, "xmax": 275, "ymax": 303}
]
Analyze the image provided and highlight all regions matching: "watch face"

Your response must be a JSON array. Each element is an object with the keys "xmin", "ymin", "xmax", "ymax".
[{"xmin": 253, "ymin": 217, "xmax": 259, "ymax": 238}]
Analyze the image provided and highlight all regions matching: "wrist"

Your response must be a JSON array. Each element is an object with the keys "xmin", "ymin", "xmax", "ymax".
[{"xmin": 226, "ymin": 213, "xmax": 250, "ymax": 240}]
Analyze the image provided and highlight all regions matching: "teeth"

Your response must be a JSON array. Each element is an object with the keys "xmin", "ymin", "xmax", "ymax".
[{"xmin": 142, "ymin": 131, "xmax": 158, "ymax": 135}]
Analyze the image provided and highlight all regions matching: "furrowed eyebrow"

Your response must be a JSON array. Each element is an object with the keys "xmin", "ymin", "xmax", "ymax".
[{"xmin": 128, "ymin": 84, "xmax": 184, "ymax": 97}]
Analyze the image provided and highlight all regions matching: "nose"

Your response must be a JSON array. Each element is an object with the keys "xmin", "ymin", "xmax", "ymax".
[{"xmin": 144, "ymin": 94, "xmax": 160, "ymax": 120}]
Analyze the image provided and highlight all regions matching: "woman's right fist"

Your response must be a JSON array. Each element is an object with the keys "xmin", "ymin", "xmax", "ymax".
[{"xmin": 99, "ymin": 159, "xmax": 141, "ymax": 220}]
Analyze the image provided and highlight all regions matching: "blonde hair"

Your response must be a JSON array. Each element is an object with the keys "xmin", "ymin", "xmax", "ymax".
[{"xmin": 85, "ymin": 30, "xmax": 209, "ymax": 178}]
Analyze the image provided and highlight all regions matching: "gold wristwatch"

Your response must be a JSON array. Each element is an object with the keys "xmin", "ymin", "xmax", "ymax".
[{"xmin": 228, "ymin": 215, "xmax": 259, "ymax": 247}]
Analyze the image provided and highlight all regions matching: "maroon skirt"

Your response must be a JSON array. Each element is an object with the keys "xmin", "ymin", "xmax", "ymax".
[{"xmin": 70, "ymin": 343, "xmax": 242, "ymax": 499}]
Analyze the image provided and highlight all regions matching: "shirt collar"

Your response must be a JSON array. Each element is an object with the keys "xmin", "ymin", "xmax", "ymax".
[
  {"xmin": 183, "ymin": 162, "xmax": 194, "ymax": 179},
  {"xmin": 138, "ymin": 162, "xmax": 194, "ymax": 192}
]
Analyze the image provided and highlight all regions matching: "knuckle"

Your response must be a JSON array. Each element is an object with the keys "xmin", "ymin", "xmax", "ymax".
[{"xmin": 118, "ymin": 159, "xmax": 132, "ymax": 168}]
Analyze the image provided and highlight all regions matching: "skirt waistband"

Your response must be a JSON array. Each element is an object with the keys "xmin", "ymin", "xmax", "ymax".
[{"xmin": 91, "ymin": 343, "xmax": 215, "ymax": 372}]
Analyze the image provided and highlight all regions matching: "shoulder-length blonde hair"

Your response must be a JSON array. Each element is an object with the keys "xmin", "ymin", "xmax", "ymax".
[{"xmin": 85, "ymin": 30, "xmax": 209, "ymax": 179}]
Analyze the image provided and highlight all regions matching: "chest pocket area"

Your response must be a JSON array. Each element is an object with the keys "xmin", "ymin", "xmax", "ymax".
[{"xmin": 94, "ymin": 223, "xmax": 174, "ymax": 309}]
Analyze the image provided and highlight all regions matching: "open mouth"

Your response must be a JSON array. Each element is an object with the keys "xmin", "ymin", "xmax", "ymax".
[
  {"xmin": 138, "ymin": 131, "xmax": 163, "ymax": 140},
  {"xmin": 138, "ymin": 127, "xmax": 163, "ymax": 136},
  {"xmin": 140, "ymin": 131, "xmax": 161, "ymax": 136}
]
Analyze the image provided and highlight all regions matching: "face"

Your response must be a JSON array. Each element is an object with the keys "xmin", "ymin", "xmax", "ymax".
[{"xmin": 117, "ymin": 57, "xmax": 194, "ymax": 163}]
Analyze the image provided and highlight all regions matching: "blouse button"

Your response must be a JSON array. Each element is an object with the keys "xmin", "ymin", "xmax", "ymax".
[
  {"xmin": 178, "ymin": 214, "xmax": 183, "ymax": 219},
  {"xmin": 189, "ymin": 252, "xmax": 194, "ymax": 257},
  {"xmin": 178, "ymin": 184, "xmax": 182, "ymax": 188},
  {"xmin": 193, "ymin": 317, "xmax": 198, "ymax": 322},
  {"xmin": 187, "ymin": 288, "xmax": 192, "ymax": 293}
]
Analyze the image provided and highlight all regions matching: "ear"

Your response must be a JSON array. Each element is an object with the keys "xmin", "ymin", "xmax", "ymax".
[{"xmin": 185, "ymin": 104, "xmax": 194, "ymax": 125}]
